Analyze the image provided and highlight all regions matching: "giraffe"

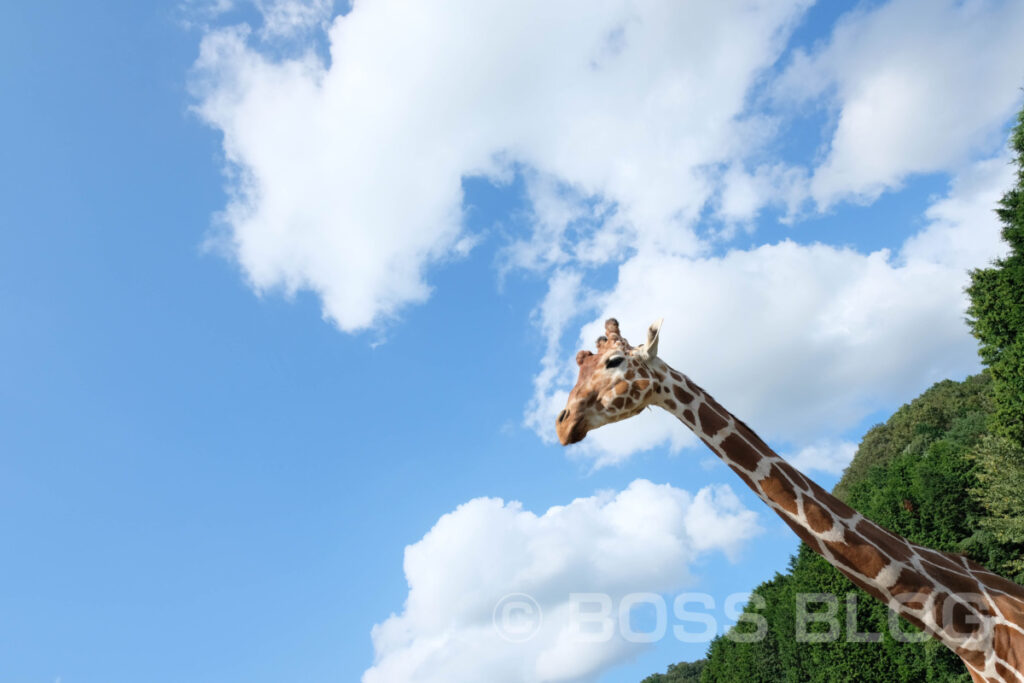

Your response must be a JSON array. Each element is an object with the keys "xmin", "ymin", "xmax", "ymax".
[{"xmin": 556, "ymin": 318, "xmax": 1024, "ymax": 683}]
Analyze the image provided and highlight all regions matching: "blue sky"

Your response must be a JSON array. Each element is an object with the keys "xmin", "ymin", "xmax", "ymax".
[{"xmin": 2, "ymin": 1, "xmax": 1024, "ymax": 682}]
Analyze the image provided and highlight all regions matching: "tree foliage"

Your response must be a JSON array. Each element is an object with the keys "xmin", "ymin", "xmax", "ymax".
[
  {"xmin": 970, "ymin": 434, "xmax": 1024, "ymax": 580},
  {"xmin": 833, "ymin": 374, "xmax": 993, "ymax": 500},
  {"xmin": 967, "ymin": 106, "xmax": 1024, "ymax": 447},
  {"xmin": 641, "ymin": 659, "xmax": 707, "ymax": 683}
]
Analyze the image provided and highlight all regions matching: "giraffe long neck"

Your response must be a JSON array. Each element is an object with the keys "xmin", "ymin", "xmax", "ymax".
[{"xmin": 649, "ymin": 359, "xmax": 1024, "ymax": 682}]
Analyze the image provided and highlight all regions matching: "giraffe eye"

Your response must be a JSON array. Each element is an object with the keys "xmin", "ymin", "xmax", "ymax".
[{"xmin": 605, "ymin": 357, "xmax": 625, "ymax": 369}]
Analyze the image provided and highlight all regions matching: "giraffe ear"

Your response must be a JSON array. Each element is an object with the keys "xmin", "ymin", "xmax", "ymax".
[{"xmin": 642, "ymin": 318, "xmax": 663, "ymax": 359}]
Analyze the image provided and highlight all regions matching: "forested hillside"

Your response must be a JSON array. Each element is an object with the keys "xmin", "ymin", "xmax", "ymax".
[
  {"xmin": 643, "ymin": 104, "xmax": 1024, "ymax": 683},
  {"xmin": 698, "ymin": 372, "xmax": 1023, "ymax": 683}
]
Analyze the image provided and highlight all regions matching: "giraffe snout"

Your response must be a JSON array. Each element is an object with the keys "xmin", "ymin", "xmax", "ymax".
[{"xmin": 556, "ymin": 406, "xmax": 588, "ymax": 445}]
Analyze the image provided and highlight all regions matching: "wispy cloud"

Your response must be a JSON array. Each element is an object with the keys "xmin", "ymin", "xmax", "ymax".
[
  {"xmin": 254, "ymin": 0, "xmax": 332, "ymax": 39},
  {"xmin": 774, "ymin": 0, "xmax": 1024, "ymax": 209}
]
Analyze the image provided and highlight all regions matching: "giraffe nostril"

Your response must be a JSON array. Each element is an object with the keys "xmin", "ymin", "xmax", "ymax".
[{"xmin": 558, "ymin": 409, "xmax": 569, "ymax": 423}]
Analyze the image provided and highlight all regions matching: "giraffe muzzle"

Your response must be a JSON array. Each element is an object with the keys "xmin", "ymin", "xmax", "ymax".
[{"xmin": 556, "ymin": 410, "xmax": 588, "ymax": 445}]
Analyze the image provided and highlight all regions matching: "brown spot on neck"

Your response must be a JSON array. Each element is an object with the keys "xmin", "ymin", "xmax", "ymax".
[
  {"xmin": 994, "ymin": 659, "xmax": 1017, "ymax": 683},
  {"xmin": 889, "ymin": 567, "xmax": 932, "ymax": 603},
  {"xmin": 956, "ymin": 644, "xmax": 987, "ymax": 670},
  {"xmin": 759, "ymin": 465, "xmax": 798, "ymax": 515},
  {"xmin": 672, "ymin": 384, "xmax": 694, "ymax": 404},
  {"xmin": 947, "ymin": 600, "xmax": 984, "ymax": 638},
  {"xmin": 993, "ymin": 624, "xmax": 1022, "ymax": 673},
  {"xmin": 824, "ymin": 530, "xmax": 888, "ymax": 581},
  {"xmin": 803, "ymin": 498, "xmax": 835, "ymax": 534},
  {"xmin": 929, "ymin": 564, "xmax": 983, "ymax": 597},
  {"xmin": 917, "ymin": 547, "xmax": 963, "ymax": 572},
  {"xmin": 720, "ymin": 433, "xmax": 761, "ymax": 472},
  {"xmin": 854, "ymin": 519, "xmax": 910, "ymax": 562},
  {"xmin": 698, "ymin": 402, "xmax": 729, "ymax": 437}
]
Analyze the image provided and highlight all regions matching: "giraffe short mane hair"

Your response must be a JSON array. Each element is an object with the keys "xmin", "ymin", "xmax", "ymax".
[{"xmin": 557, "ymin": 317, "xmax": 1024, "ymax": 683}]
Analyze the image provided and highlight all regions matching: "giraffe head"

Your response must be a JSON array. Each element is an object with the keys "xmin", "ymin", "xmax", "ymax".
[{"xmin": 556, "ymin": 317, "xmax": 664, "ymax": 445}]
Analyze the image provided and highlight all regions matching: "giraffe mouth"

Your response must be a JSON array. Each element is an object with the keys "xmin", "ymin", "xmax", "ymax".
[{"xmin": 557, "ymin": 415, "xmax": 589, "ymax": 445}]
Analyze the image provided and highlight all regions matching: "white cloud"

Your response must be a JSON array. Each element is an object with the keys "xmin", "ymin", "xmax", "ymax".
[
  {"xmin": 192, "ymin": 0, "xmax": 812, "ymax": 331},
  {"xmin": 786, "ymin": 440, "xmax": 858, "ymax": 476},
  {"xmin": 714, "ymin": 162, "xmax": 810, "ymax": 227},
  {"xmin": 501, "ymin": 174, "xmax": 630, "ymax": 274},
  {"xmin": 255, "ymin": 0, "xmax": 332, "ymax": 38},
  {"xmin": 529, "ymin": 151, "xmax": 1013, "ymax": 467},
  {"xmin": 524, "ymin": 270, "xmax": 587, "ymax": 451},
  {"xmin": 775, "ymin": 0, "xmax": 1024, "ymax": 208},
  {"xmin": 178, "ymin": 0, "xmax": 235, "ymax": 30},
  {"xmin": 901, "ymin": 153, "xmax": 1013, "ymax": 270},
  {"xmin": 190, "ymin": 0, "xmax": 1022, "ymax": 496},
  {"xmin": 363, "ymin": 479, "xmax": 760, "ymax": 683}
]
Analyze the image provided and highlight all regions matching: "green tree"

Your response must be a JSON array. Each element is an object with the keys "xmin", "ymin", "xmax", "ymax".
[
  {"xmin": 967, "ymin": 105, "xmax": 1024, "ymax": 447},
  {"xmin": 702, "ymin": 571, "xmax": 794, "ymax": 683},
  {"xmin": 970, "ymin": 434, "xmax": 1024, "ymax": 580},
  {"xmin": 641, "ymin": 659, "xmax": 707, "ymax": 683},
  {"xmin": 833, "ymin": 374, "xmax": 993, "ymax": 500}
]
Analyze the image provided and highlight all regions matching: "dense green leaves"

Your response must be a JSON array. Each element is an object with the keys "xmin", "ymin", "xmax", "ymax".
[
  {"xmin": 833, "ymin": 374, "xmax": 993, "ymax": 500},
  {"xmin": 970, "ymin": 435, "xmax": 1024, "ymax": 581},
  {"xmin": 967, "ymin": 107, "xmax": 1024, "ymax": 447},
  {"xmin": 640, "ymin": 659, "xmax": 707, "ymax": 683}
]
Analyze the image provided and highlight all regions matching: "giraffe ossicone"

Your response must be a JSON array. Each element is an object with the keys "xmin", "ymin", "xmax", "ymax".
[{"xmin": 557, "ymin": 318, "xmax": 1024, "ymax": 683}]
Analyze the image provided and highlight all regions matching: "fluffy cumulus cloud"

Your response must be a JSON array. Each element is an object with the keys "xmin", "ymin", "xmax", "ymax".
[
  {"xmin": 191, "ymin": 1, "xmax": 1024, "ymax": 465},
  {"xmin": 191, "ymin": 0, "xmax": 814, "ymax": 330},
  {"xmin": 775, "ymin": 0, "xmax": 1024, "ymax": 208},
  {"xmin": 363, "ymin": 480, "xmax": 759, "ymax": 683},
  {"xmin": 530, "ymin": 151, "xmax": 1014, "ymax": 465}
]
